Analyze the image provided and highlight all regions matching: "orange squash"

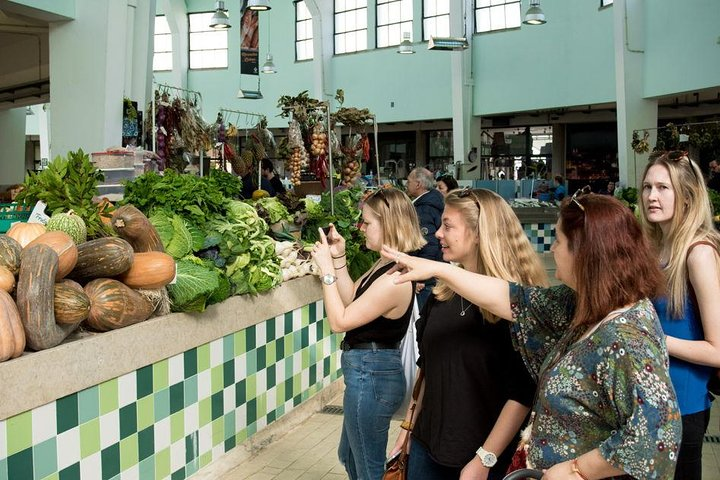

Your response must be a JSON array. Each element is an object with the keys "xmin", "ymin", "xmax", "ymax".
[
  {"xmin": 0, "ymin": 289, "xmax": 25, "ymax": 361},
  {"xmin": 25, "ymin": 231, "xmax": 78, "ymax": 280},
  {"xmin": 6, "ymin": 222, "xmax": 46, "ymax": 248},
  {"xmin": 117, "ymin": 252, "xmax": 175, "ymax": 289}
]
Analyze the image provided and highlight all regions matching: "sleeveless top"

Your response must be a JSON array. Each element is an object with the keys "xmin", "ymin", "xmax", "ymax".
[
  {"xmin": 652, "ymin": 240, "xmax": 717, "ymax": 415},
  {"xmin": 342, "ymin": 262, "xmax": 414, "ymax": 346}
]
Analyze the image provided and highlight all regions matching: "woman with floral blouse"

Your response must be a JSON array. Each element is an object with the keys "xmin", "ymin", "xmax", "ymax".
[{"xmin": 382, "ymin": 191, "xmax": 682, "ymax": 479}]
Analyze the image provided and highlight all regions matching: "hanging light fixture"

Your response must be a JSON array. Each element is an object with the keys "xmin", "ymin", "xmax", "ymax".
[
  {"xmin": 248, "ymin": 0, "xmax": 271, "ymax": 11},
  {"xmin": 397, "ymin": 32, "xmax": 415, "ymax": 54},
  {"xmin": 210, "ymin": 1, "xmax": 231, "ymax": 29},
  {"xmin": 523, "ymin": 0, "xmax": 546, "ymax": 25},
  {"xmin": 261, "ymin": 54, "xmax": 277, "ymax": 74},
  {"xmin": 261, "ymin": 12, "xmax": 277, "ymax": 73}
]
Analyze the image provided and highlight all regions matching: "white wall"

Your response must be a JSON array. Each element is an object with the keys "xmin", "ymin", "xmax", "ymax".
[{"xmin": 0, "ymin": 108, "xmax": 29, "ymax": 186}]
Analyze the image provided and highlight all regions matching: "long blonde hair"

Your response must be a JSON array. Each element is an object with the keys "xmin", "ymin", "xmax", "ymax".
[
  {"xmin": 434, "ymin": 188, "xmax": 549, "ymax": 322},
  {"xmin": 639, "ymin": 151, "xmax": 720, "ymax": 317}
]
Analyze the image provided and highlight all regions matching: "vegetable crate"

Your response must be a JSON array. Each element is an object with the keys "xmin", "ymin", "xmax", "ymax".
[{"xmin": 0, "ymin": 203, "xmax": 31, "ymax": 233}]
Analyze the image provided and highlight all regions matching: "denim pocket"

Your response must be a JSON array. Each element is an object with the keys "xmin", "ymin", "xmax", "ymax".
[{"xmin": 368, "ymin": 352, "xmax": 404, "ymax": 409}]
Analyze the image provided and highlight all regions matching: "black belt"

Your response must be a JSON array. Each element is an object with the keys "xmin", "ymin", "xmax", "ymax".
[{"xmin": 340, "ymin": 340, "xmax": 401, "ymax": 351}]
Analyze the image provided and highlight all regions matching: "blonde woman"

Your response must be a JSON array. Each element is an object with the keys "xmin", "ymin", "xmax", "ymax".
[
  {"xmin": 639, "ymin": 150, "xmax": 720, "ymax": 480},
  {"xmin": 389, "ymin": 189, "xmax": 547, "ymax": 480},
  {"xmin": 311, "ymin": 188, "xmax": 426, "ymax": 480}
]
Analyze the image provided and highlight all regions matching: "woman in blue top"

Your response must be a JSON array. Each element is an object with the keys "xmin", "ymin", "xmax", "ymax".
[{"xmin": 639, "ymin": 150, "xmax": 720, "ymax": 480}]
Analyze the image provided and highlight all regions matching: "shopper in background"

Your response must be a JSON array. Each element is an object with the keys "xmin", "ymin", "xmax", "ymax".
[
  {"xmin": 390, "ymin": 188, "xmax": 544, "ymax": 479},
  {"xmin": 406, "ymin": 167, "xmax": 444, "ymax": 309},
  {"xmin": 382, "ymin": 192, "xmax": 682, "ymax": 479},
  {"xmin": 436, "ymin": 175, "xmax": 459, "ymax": 197},
  {"xmin": 552, "ymin": 175, "xmax": 567, "ymax": 201},
  {"xmin": 639, "ymin": 150, "xmax": 720, "ymax": 480},
  {"xmin": 707, "ymin": 160, "xmax": 720, "ymax": 193},
  {"xmin": 260, "ymin": 158, "xmax": 286, "ymax": 196},
  {"xmin": 311, "ymin": 188, "xmax": 426, "ymax": 480},
  {"xmin": 601, "ymin": 180, "xmax": 616, "ymax": 196}
]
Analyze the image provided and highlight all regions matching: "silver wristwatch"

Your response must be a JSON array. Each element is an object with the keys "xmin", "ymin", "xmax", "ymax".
[
  {"xmin": 476, "ymin": 446, "xmax": 497, "ymax": 468},
  {"xmin": 321, "ymin": 273, "xmax": 337, "ymax": 285}
]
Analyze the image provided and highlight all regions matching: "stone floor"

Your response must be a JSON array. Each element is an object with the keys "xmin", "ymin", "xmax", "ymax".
[{"xmin": 199, "ymin": 393, "xmax": 720, "ymax": 479}]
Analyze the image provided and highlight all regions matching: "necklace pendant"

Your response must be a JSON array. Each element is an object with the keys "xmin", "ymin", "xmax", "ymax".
[{"xmin": 460, "ymin": 310, "xmax": 466, "ymax": 316}]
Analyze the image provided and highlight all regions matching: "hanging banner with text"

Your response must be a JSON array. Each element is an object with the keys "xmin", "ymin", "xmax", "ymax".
[{"xmin": 241, "ymin": 9, "xmax": 259, "ymax": 75}]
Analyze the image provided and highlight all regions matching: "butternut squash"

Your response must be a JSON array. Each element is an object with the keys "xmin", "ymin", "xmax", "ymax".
[
  {"xmin": 16, "ymin": 244, "xmax": 78, "ymax": 350},
  {"xmin": 70, "ymin": 237, "xmax": 134, "ymax": 281},
  {"xmin": 26, "ymin": 231, "xmax": 78, "ymax": 280},
  {"xmin": 0, "ymin": 235, "xmax": 22, "ymax": 274},
  {"xmin": 54, "ymin": 279, "xmax": 91, "ymax": 325},
  {"xmin": 111, "ymin": 205, "xmax": 165, "ymax": 252},
  {"xmin": 0, "ymin": 289, "xmax": 24, "ymax": 361},
  {"xmin": 117, "ymin": 252, "xmax": 175, "ymax": 289},
  {"xmin": 84, "ymin": 278, "xmax": 155, "ymax": 331}
]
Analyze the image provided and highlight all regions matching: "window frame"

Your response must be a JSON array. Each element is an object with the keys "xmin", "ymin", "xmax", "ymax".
[
  {"xmin": 153, "ymin": 15, "xmax": 173, "ymax": 72},
  {"xmin": 294, "ymin": 0, "xmax": 314, "ymax": 61},
  {"xmin": 188, "ymin": 11, "xmax": 229, "ymax": 70},
  {"xmin": 334, "ymin": 0, "xmax": 368, "ymax": 55},
  {"xmin": 375, "ymin": 0, "xmax": 413, "ymax": 49},
  {"xmin": 422, "ymin": 0, "xmax": 450, "ymax": 42},
  {"xmin": 474, "ymin": 0, "xmax": 521, "ymax": 34}
]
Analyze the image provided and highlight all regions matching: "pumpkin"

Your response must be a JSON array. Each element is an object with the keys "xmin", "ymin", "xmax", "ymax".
[
  {"xmin": 84, "ymin": 278, "xmax": 155, "ymax": 331},
  {"xmin": 6, "ymin": 222, "xmax": 46, "ymax": 248},
  {"xmin": 0, "ymin": 266, "xmax": 15, "ymax": 293},
  {"xmin": 0, "ymin": 289, "xmax": 25, "ymax": 361},
  {"xmin": 54, "ymin": 279, "xmax": 91, "ymax": 325},
  {"xmin": 0, "ymin": 235, "xmax": 22, "ymax": 274},
  {"xmin": 16, "ymin": 244, "xmax": 78, "ymax": 350},
  {"xmin": 25, "ymin": 231, "xmax": 78, "ymax": 280},
  {"xmin": 117, "ymin": 252, "xmax": 175, "ymax": 289},
  {"xmin": 111, "ymin": 205, "xmax": 165, "ymax": 253},
  {"xmin": 70, "ymin": 237, "xmax": 134, "ymax": 281},
  {"xmin": 45, "ymin": 210, "xmax": 87, "ymax": 245}
]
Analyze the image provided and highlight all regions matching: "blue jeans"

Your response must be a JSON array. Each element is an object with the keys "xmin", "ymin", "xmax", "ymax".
[
  {"xmin": 408, "ymin": 439, "xmax": 506, "ymax": 480},
  {"xmin": 338, "ymin": 348, "xmax": 405, "ymax": 480}
]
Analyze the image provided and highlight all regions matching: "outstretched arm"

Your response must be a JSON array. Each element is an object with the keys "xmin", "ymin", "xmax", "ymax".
[{"xmin": 381, "ymin": 246, "xmax": 513, "ymax": 320}]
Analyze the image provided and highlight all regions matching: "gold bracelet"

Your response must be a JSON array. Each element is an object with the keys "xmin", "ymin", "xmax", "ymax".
[
  {"xmin": 571, "ymin": 459, "xmax": 590, "ymax": 480},
  {"xmin": 400, "ymin": 421, "xmax": 413, "ymax": 431}
]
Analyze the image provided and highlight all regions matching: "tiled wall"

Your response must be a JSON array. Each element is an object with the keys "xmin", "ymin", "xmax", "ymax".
[
  {"xmin": 0, "ymin": 300, "xmax": 340, "ymax": 480},
  {"xmin": 524, "ymin": 223, "xmax": 555, "ymax": 252}
]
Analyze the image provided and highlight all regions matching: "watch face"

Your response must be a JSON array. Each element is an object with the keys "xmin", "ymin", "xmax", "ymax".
[
  {"xmin": 322, "ymin": 274, "xmax": 336, "ymax": 285},
  {"xmin": 482, "ymin": 453, "xmax": 496, "ymax": 467}
]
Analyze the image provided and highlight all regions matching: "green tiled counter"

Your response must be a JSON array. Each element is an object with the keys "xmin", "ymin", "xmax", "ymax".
[{"xmin": 0, "ymin": 276, "xmax": 339, "ymax": 480}]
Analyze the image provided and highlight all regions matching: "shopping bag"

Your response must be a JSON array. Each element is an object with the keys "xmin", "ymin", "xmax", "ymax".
[{"xmin": 394, "ymin": 296, "xmax": 420, "ymax": 419}]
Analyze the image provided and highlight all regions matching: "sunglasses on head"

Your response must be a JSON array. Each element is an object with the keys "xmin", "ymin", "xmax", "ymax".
[
  {"xmin": 664, "ymin": 150, "xmax": 699, "ymax": 181},
  {"xmin": 570, "ymin": 185, "xmax": 592, "ymax": 212},
  {"xmin": 457, "ymin": 187, "xmax": 481, "ymax": 211},
  {"xmin": 368, "ymin": 188, "xmax": 390, "ymax": 208}
]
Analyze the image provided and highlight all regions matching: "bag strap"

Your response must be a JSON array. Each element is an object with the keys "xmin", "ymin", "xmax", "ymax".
[{"xmin": 398, "ymin": 369, "xmax": 425, "ymax": 459}]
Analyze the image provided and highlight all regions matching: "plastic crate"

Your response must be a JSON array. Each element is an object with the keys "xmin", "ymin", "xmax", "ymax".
[{"xmin": 0, "ymin": 203, "xmax": 31, "ymax": 233}]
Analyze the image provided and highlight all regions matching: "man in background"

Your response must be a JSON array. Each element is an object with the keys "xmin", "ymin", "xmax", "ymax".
[{"xmin": 406, "ymin": 168, "xmax": 444, "ymax": 309}]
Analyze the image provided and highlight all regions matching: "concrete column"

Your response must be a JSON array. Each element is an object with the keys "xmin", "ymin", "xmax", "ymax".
[
  {"xmin": 306, "ymin": 1, "xmax": 331, "ymax": 101},
  {"xmin": 0, "ymin": 108, "xmax": 28, "ymax": 186},
  {"xmin": 613, "ymin": 0, "xmax": 658, "ymax": 188},
  {"xmin": 450, "ymin": 0, "xmax": 474, "ymax": 168},
  {"xmin": 48, "ymin": 0, "xmax": 156, "ymax": 156},
  {"xmin": 159, "ymin": 0, "xmax": 188, "ymax": 89}
]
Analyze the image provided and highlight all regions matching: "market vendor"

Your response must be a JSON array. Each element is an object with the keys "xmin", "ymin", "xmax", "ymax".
[{"xmin": 261, "ymin": 159, "xmax": 287, "ymax": 196}]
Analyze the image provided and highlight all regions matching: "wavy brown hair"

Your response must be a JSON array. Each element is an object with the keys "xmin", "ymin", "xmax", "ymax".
[
  {"xmin": 560, "ymin": 193, "xmax": 663, "ymax": 326},
  {"xmin": 434, "ymin": 189, "xmax": 548, "ymax": 322}
]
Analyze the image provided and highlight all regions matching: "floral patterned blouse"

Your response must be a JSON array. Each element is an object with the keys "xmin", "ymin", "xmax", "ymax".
[{"xmin": 509, "ymin": 284, "xmax": 682, "ymax": 479}]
